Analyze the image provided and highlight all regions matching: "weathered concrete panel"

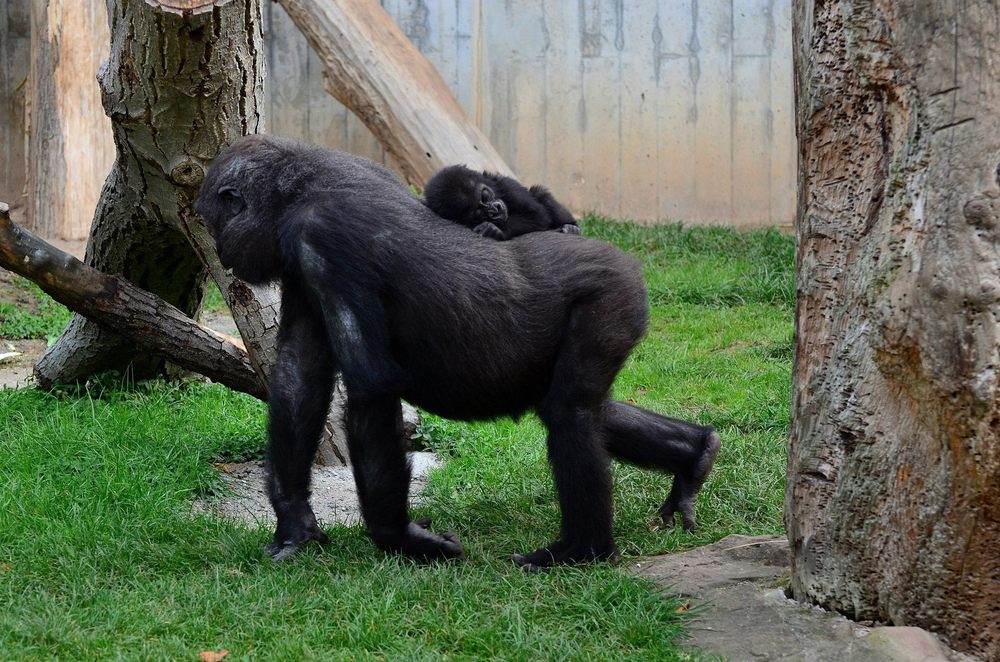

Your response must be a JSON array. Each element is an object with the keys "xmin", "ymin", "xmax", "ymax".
[
  {"xmin": 262, "ymin": 0, "xmax": 796, "ymax": 227},
  {"xmin": 0, "ymin": 0, "xmax": 31, "ymax": 207},
  {"xmin": 1, "ymin": 0, "xmax": 794, "ymax": 226}
]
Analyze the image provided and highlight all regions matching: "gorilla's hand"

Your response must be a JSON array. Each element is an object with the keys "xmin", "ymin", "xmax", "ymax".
[
  {"xmin": 373, "ymin": 520, "xmax": 464, "ymax": 561},
  {"xmin": 558, "ymin": 223, "xmax": 582, "ymax": 235},
  {"xmin": 473, "ymin": 221, "xmax": 507, "ymax": 240}
]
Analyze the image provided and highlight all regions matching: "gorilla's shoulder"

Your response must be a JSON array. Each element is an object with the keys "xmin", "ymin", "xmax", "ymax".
[{"xmin": 225, "ymin": 134, "xmax": 408, "ymax": 194}]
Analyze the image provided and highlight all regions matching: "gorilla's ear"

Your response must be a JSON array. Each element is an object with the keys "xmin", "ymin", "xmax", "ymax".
[{"xmin": 218, "ymin": 186, "xmax": 243, "ymax": 200}]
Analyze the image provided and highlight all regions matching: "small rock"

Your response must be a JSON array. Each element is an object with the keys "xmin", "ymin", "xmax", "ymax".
[{"xmin": 866, "ymin": 627, "xmax": 950, "ymax": 662}]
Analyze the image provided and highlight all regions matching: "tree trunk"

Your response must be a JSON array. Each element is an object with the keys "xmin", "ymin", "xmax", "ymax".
[
  {"xmin": 26, "ymin": 0, "xmax": 114, "ymax": 240},
  {"xmin": 34, "ymin": 0, "xmax": 350, "ymax": 465},
  {"xmin": 787, "ymin": 2, "xmax": 1000, "ymax": 658},
  {"xmin": 276, "ymin": 0, "xmax": 513, "ymax": 185},
  {"xmin": 36, "ymin": 0, "xmax": 267, "ymax": 385}
]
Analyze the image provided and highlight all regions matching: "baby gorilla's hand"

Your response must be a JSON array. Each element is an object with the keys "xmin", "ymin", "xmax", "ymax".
[{"xmin": 473, "ymin": 221, "xmax": 507, "ymax": 240}]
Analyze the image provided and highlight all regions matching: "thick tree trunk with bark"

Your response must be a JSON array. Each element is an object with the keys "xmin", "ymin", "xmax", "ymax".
[
  {"xmin": 26, "ymin": 0, "xmax": 114, "ymax": 240},
  {"xmin": 787, "ymin": 2, "xmax": 1000, "ymax": 658},
  {"xmin": 276, "ymin": 0, "xmax": 513, "ymax": 185},
  {"xmin": 36, "ymin": 0, "xmax": 268, "ymax": 385}
]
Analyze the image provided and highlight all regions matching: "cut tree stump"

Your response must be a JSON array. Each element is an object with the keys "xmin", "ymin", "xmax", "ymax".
[
  {"xmin": 29, "ymin": 0, "xmax": 348, "ymax": 465},
  {"xmin": 35, "ymin": 0, "xmax": 267, "ymax": 388}
]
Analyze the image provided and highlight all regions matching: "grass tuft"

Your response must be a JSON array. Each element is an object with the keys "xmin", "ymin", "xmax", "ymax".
[{"xmin": 0, "ymin": 276, "xmax": 73, "ymax": 342}]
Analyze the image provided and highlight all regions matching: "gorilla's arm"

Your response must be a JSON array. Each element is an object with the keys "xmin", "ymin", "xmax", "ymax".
[
  {"xmin": 264, "ymin": 292, "xmax": 336, "ymax": 561},
  {"xmin": 528, "ymin": 184, "xmax": 581, "ymax": 235}
]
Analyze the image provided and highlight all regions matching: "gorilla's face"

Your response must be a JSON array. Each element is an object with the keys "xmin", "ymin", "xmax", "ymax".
[
  {"xmin": 195, "ymin": 146, "xmax": 283, "ymax": 285},
  {"xmin": 475, "ymin": 183, "xmax": 508, "ymax": 226}
]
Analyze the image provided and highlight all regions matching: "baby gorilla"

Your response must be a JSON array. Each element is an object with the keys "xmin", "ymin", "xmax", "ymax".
[{"xmin": 424, "ymin": 165, "xmax": 581, "ymax": 240}]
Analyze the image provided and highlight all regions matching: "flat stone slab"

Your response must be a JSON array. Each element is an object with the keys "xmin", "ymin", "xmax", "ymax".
[
  {"xmin": 631, "ymin": 535, "xmax": 978, "ymax": 662},
  {"xmin": 193, "ymin": 451, "xmax": 441, "ymax": 528}
]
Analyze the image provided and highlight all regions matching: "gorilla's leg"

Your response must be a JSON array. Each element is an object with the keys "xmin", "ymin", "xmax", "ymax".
[
  {"xmin": 265, "ymin": 307, "xmax": 336, "ymax": 561},
  {"xmin": 601, "ymin": 402, "xmax": 721, "ymax": 531},
  {"xmin": 513, "ymin": 301, "xmax": 629, "ymax": 568},
  {"xmin": 514, "ymin": 403, "xmax": 615, "ymax": 568},
  {"xmin": 345, "ymin": 392, "xmax": 463, "ymax": 560}
]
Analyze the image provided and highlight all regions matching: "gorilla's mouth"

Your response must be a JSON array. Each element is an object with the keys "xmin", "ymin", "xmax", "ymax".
[{"xmin": 487, "ymin": 199, "xmax": 507, "ymax": 223}]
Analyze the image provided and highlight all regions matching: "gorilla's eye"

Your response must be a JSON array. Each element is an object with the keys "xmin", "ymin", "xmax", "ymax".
[
  {"xmin": 218, "ymin": 186, "xmax": 245, "ymax": 214},
  {"xmin": 479, "ymin": 186, "xmax": 493, "ymax": 204}
]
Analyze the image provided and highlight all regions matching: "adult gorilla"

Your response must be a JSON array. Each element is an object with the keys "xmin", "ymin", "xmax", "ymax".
[{"xmin": 196, "ymin": 135, "xmax": 720, "ymax": 568}]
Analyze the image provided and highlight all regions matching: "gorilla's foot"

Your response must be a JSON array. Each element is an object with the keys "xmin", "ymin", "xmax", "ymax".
[
  {"xmin": 372, "ymin": 520, "xmax": 464, "ymax": 561},
  {"xmin": 511, "ymin": 539, "xmax": 620, "ymax": 570},
  {"xmin": 660, "ymin": 429, "xmax": 722, "ymax": 532},
  {"xmin": 266, "ymin": 501, "xmax": 330, "ymax": 562}
]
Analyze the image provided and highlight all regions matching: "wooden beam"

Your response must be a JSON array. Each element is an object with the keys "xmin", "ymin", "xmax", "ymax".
[{"xmin": 277, "ymin": 0, "xmax": 514, "ymax": 185}]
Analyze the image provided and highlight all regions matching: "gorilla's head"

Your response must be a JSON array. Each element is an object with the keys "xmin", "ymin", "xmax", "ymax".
[
  {"xmin": 423, "ymin": 165, "xmax": 508, "ymax": 230},
  {"xmin": 195, "ymin": 134, "xmax": 306, "ymax": 284}
]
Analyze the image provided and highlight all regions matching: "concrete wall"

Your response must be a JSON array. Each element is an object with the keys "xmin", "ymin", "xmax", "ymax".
[
  {"xmin": 0, "ymin": 1, "xmax": 795, "ymax": 227},
  {"xmin": 264, "ymin": 0, "xmax": 796, "ymax": 227},
  {"xmin": 0, "ymin": 0, "xmax": 31, "ymax": 208}
]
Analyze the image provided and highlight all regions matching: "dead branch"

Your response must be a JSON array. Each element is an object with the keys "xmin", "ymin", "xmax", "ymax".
[{"xmin": 0, "ymin": 202, "xmax": 265, "ymax": 399}]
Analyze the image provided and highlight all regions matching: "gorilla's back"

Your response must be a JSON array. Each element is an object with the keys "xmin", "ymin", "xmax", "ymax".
[{"xmin": 261, "ymin": 136, "xmax": 648, "ymax": 419}]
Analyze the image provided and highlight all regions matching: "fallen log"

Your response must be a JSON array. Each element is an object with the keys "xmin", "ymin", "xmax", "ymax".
[{"xmin": 0, "ymin": 202, "xmax": 264, "ymax": 399}]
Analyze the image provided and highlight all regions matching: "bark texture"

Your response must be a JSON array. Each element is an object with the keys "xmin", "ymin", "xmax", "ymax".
[
  {"xmin": 0, "ymin": 202, "xmax": 263, "ymax": 398},
  {"xmin": 26, "ymin": 0, "xmax": 114, "ymax": 240},
  {"xmin": 276, "ymin": 0, "xmax": 513, "ymax": 185},
  {"xmin": 788, "ymin": 2, "xmax": 1000, "ymax": 658}
]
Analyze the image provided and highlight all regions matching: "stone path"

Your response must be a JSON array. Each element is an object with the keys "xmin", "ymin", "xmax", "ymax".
[{"xmin": 631, "ymin": 535, "xmax": 979, "ymax": 662}]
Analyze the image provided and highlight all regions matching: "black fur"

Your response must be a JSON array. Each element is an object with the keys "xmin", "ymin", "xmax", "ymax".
[
  {"xmin": 424, "ymin": 165, "xmax": 581, "ymax": 240},
  {"xmin": 196, "ymin": 135, "xmax": 720, "ymax": 567}
]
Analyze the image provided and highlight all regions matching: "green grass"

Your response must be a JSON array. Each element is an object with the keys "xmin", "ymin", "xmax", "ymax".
[
  {"xmin": 0, "ymin": 220, "xmax": 794, "ymax": 660},
  {"xmin": 0, "ymin": 276, "xmax": 74, "ymax": 341},
  {"xmin": 202, "ymin": 282, "xmax": 229, "ymax": 314}
]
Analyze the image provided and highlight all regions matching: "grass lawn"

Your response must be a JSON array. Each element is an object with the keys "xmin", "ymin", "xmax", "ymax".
[{"xmin": 0, "ymin": 217, "xmax": 793, "ymax": 660}]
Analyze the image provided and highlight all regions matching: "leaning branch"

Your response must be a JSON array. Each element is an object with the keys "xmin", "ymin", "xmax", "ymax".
[
  {"xmin": 0, "ymin": 202, "xmax": 265, "ymax": 399},
  {"xmin": 278, "ymin": 0, "xmax": 514, "ymax": 185}
]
